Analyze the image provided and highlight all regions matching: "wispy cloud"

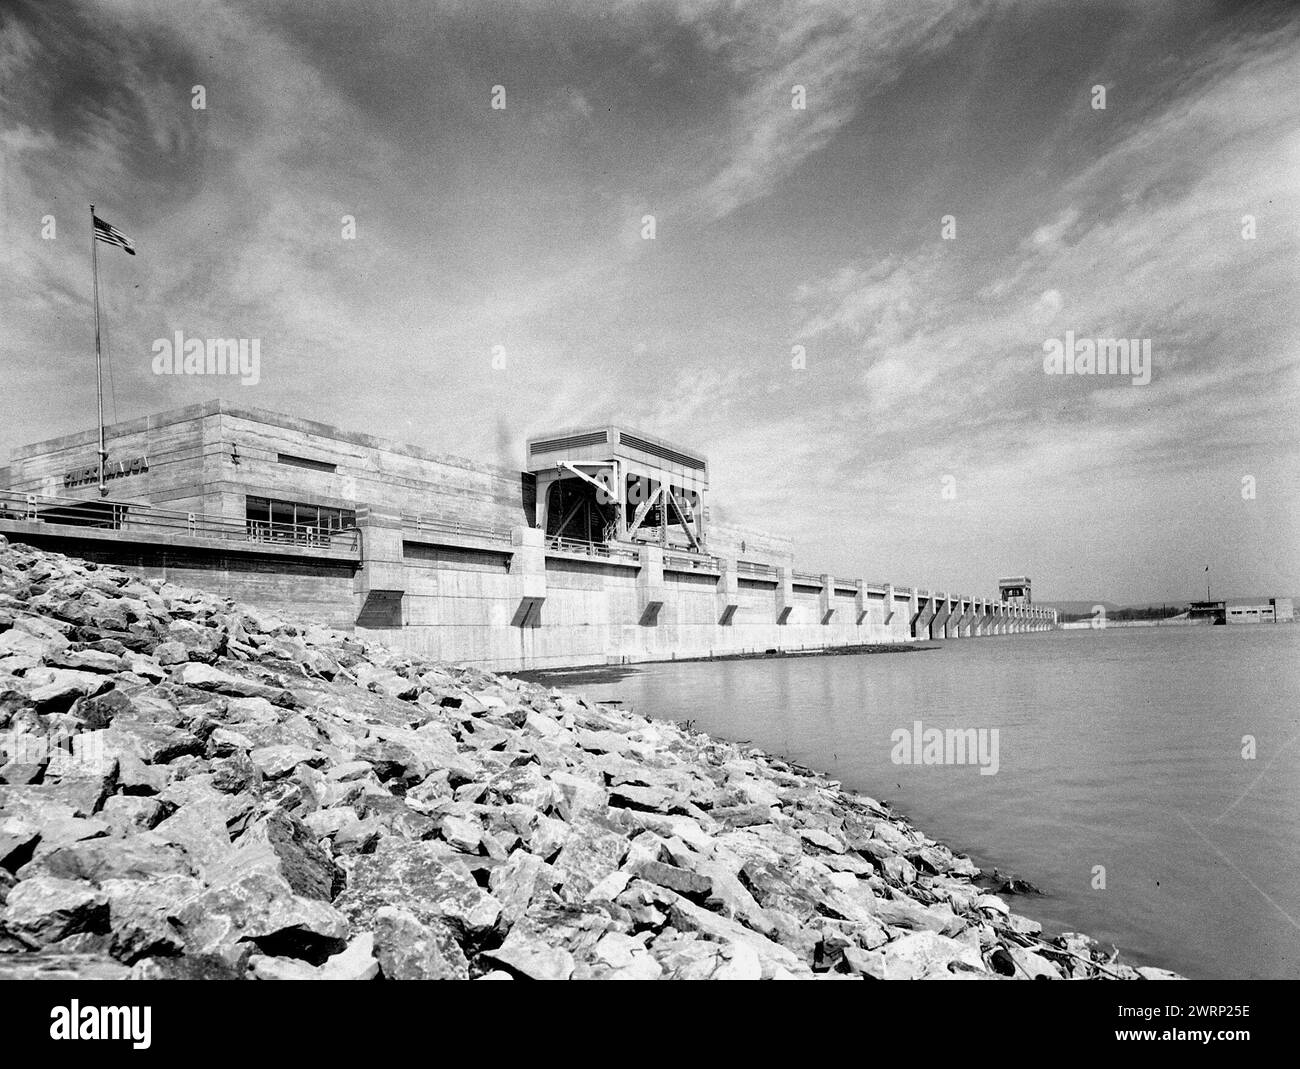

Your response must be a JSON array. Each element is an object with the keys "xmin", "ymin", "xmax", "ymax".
[{"xmin": 0, "ymin": 0, "xmax": 1296, "ymax": 600}]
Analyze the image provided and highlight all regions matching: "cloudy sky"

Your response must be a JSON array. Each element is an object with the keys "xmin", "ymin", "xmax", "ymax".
[{"xmin": 1, "ymin": 0, "xmax": 1296, "ymax": 603}]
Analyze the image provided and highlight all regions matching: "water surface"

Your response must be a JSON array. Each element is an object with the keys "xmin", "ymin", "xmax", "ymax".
[{"xmin": 530, "ymin": 626, "xmax": 1300, "ymax": 980}]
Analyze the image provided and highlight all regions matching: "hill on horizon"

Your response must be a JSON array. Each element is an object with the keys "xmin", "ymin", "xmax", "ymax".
[{"xmin": 1036, "ymin": 600, "xmax": 1122, "ymax": 616}]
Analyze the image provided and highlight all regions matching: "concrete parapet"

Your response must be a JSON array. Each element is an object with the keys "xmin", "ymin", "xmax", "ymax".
[
  {"xmin": 637, "ymin": 544, "xmax": 667, "ymax": 625},
  {"xmin": 717, "ymin": 556, "xmax": 739, "ymax": 625},
  {"xmin": 354, "ymin": 506, "xmax": 404, "ymax": 594},
  {"xmin": 950, "ymin": 595, "xmax": 965, "ymax": 638},
  {"xmin": 508, "ymin": 525, "xmax": 546, "ymax": 626},
  {"xmin": 951, "ymin": 596, "xmax": 970, "ymax": 639},
  {"xmin": 354, "ymin": 507, "xmax": 405, "ymax": 630},
  {"xmin": 931, "ymin": 594, "xmax": 953, "ymax": 640},
  {"xmin": 775, "ymin": 566, "xmax": 794, "ymax": 624},
  {"xmin": 955, "ymin": 597, "xmax": 973, "ymax": 638},
  {"xmin": 911, "ymin": 592, "xmax": 934, "ymax": 640},
  {"xmin": 819, "ymin": 574, "xmax": 835, "ymax": 624}
]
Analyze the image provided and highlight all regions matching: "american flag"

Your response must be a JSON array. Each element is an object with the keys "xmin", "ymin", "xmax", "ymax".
[{"xmin": 93, "ymin": 214, "xmax": 135, "ymax": 255}]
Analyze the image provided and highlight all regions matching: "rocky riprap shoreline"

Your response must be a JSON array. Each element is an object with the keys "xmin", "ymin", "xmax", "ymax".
[{"xmin": 0, "ymin": 538, "xmax": 1182, "ymax": 980}]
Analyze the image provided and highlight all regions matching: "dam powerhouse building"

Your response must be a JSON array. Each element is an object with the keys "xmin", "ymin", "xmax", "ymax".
[{"xmin": 0, "ymin": 401, "xmax": 1054, "ymax": 669}]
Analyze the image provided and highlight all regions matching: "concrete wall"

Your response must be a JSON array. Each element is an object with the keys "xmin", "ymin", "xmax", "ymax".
[
  {"xmin": 3, "ymin": 405, "xmax": 211, "ymax": 511},
  {"xmin": 707, "ymin": 518, "xmax": 794, "ymax": 568},
  {"xmin": 0, "ymin": 532, "xmax": 357, "ymax": 631},
  {"xmin": 363, "ymin": 548, "xmax": 916, "ymax": 669},
  {"xmin": 1, "ymin": 514, "xmax": 1058, "ymax": 671},
  {"xmin": 2, "ymin": 400, "xmax": 1058, "ymax": 670},
  {"xmin": 2, "ymin": 400, "xmax": 530, "ymax": 533},
  {"xmin": 208, "ymin": 409, "xmax": 528, "ymax": 530}
]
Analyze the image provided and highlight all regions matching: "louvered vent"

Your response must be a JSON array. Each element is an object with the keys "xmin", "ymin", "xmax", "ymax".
[
  {"xmin": 529, "ymin": 431, "xmax": 610, "ymax": 455},
  {"xmin": 617, "ymin": 434, "xmax": 705, "ymax": 471}
]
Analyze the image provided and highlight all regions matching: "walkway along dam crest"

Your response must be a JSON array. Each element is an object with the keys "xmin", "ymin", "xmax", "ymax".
[{"xmin": 0, "ymin": 401, "xmax": 1056, "ymax": 671}]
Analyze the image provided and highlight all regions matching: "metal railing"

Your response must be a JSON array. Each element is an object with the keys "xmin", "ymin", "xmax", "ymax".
[
  {"xmin": 545, "ymin": 535, "xmax": 640, "ymax": 561},
  {"xmin": 1, "ymin": 491, "xmax": 1011, "ymax": 612},
  {"xmin": 244, "ymin": 519, "xmax": 354, "ymax": 549},
  {"xmin": 663, "ymin": 551, "xmax": 720, "ymax": 572},
  {"xmin": 0, "ymin": 490, "xmax": 358, "ymax": 552},
  {"xmin": 402, "ymin": 513, "xmax": 513, "ymax": 544}
]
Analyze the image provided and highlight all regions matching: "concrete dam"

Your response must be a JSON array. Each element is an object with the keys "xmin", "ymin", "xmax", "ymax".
[{"xmin": 0, "ymin": 400, "xmax": 1056, "ymax": 670}]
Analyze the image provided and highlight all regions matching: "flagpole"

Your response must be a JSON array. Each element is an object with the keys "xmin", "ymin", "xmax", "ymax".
[{"xmin": 90, "ymin": 204, "xmax": 107, "ymax": 497}]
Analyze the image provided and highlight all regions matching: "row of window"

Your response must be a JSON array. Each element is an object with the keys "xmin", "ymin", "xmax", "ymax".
[{"xmin": 245, "ymin": 496, "xmax": 356, "ymax": 531}]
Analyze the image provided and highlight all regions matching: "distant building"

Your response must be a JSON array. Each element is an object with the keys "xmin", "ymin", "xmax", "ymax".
[
  {"xmin": 1188, "ymin": 598, "xmax": 1293, "ymax": 624},
  {"xmin": 1225, "ymin": 597, "xmax": 1293, "ymax": 624},
  {"xmin": 998, "ymin": 576, "xmax": 1031, "ymax": 607}
]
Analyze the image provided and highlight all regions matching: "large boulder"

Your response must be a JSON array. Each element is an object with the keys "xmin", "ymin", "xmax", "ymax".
[
  {"xmin": 334, "ymin": 838, "xmax": 502, "ymax": 941},
  {"xmin": 482, "ymin": 931, "xmax": 575, "ymax": 980},
  {"xmin": 176, "ymin": 663, "xmax": 293, "ymax": 706},
  {"xmin": 372, "ymin": 906, "xmax": 469, "ymax": 980},
  {"xmin": 488, "ymin": 850, "xmax": 558, "ymax": 927},
  {"xmin": 662, "ymin": 890, "xmax": 811, "ymax": 978},
  {"xmin": 152, "ymin": 795, "xmax": 235, "ymax": 876},
  {"xmin": 172, "ymin": 870, "xmax": 349, "ymax": 965},
  {"xmin": 206, "ymin": 809, "xmax": 340, "ymax": 902},
  {"xmin": 101, "ymin": 874, "xmax": 202, "ymax": 962},
  {"xmin": 551, "ymin": 814, "xmax": 629, "ymax": 903},
  {"xmin": 878, "ymin": 931, "xmax": 990, "ymax": 980},
  {"xmin": 16, "ymin": 832, "xmax": 191, "ymax": 883},
  {"xmin": 1, "ymin": 876, "xmax": 109, "ymax": 947}
]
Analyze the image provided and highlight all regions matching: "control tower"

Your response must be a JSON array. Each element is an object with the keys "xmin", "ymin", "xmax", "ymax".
[
  {"xmin": 998, "ymin": 576, "xmax": 1032, "ymax": 607},
  {"xmin": 526, "ymin": 427, "xmax": 708, "ymax": 552}
]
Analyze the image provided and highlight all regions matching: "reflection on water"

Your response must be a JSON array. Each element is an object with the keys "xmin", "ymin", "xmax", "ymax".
[{"xmin": 529, "ymin": 626, "xmax": 1300, "ymax": 980}]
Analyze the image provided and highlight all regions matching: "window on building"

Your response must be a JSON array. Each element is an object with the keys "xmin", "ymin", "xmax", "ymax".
[
  {"xmin": 246, "ymin": 495, "xmax": 356, "ymax": 543},
  {"xmin": 277, "ymin": 453, "xmax": 337, "ymax": 473}
]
